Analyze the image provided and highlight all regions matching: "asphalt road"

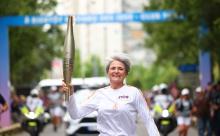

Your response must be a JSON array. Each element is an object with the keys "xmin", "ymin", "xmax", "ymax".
[
  {"xmin": 15, "ymin": 120, "xmax": 197, "ymax": 136},
  {"xmin": 15, "ymin": 123, "xmax": 66, "ymax": 136},
  {"xmin": 137, "ymin": 119, "xmax": 197, "ymax": 136}
]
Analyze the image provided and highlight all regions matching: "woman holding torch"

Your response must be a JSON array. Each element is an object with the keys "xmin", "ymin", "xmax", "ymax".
[{"xmin": 61, "ymin": 53, "xmax": 160, "ymax": 136}]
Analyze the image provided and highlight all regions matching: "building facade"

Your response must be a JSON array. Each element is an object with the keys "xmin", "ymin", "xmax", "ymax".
[
  {"xmin": 56, "ymin": 0, "xmax": 123, "ymax": 63},
  {"xmin": 55, "ymin": 0, "xmax": 155, "ymax": 66}
]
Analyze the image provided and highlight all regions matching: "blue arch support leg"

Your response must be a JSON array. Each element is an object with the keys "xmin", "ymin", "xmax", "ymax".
[
  {"xmin": 0, "ymin": 25, "xmax": 11, "ymax": 126},
  {"xmin": 199, "ymin": 51, "xmax": 212, "ymax": 88}
]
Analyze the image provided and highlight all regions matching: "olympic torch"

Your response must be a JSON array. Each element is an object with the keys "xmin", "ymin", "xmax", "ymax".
[{"xmin": 63, "ymin": 16, "xmax": 75, "ymax": 102}]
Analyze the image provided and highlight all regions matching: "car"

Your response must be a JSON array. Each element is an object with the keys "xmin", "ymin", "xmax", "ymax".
[
  {"xmin": 83, "ymin": 77, "xmax": 109, "ymax": 89},
  {"xmin": 63, "ymin": 77, "xmax": 109, "ymax": 136},
  {"xmin": 63, "ymin": 89, "xmax": 99, "ymax": 136},
  {"xmin": 31, "ymin": 77, "xmax": 89, "ymax": 121},
  {"xmin": 33, "ymin": 77, "xmax": 89, "ymax": 106},
  {"xmin": 34, "ymin": 77, "xmax": 109, "ymax": 94},
  {"xmin": 35, "ymin": 77, "xmax": 88, "ymax": 93},
  {"xmin": 33, "ymin": 77, "xmax": 109, "ymax": 135}
]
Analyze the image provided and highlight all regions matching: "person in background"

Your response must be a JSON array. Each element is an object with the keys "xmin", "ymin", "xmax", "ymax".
[
  {"xmin": 209, "ymin": 82, "xmax": 220, "ymax": 136},
  {"xmin": 11, "ymin": 92, "xmax": 23, "ymax": 123},
  {"xmin": 26, "ymin": 89, "xmax": 43, "ymax": 112},
  {"xmin": 169, "ymin": 82, "xmax": 180, "ymax": 100},
  {"xmin": 61, "ymin": 53, "xmax": 160, "ymax": 136},
  {"xmin": 192, "ymin": 86, "xmax": 212, "ymax": 136},
  {"xmin": 150, "ymin": 84, "xmax": 160, "ymax": 108},
  {"xmin": 48, "ymin": 86, "xmax": 64, "ymax": 132},
  {"xmin": 154, "ymin": 83, "xmax": 174, "ymax": 111},
  {"xmin": 153, "ymin": 83, "xmax": 175, "ymax": 126},
  {"xmin": 144, "ymin": 85, "xmax": 160, "ymax": 111},
  {"xmin": 0, "ymin": 93, "xmax": 8, "ymax": 113},
  {"xmin": 175, "ymin": 88, "xmax": 193, "ymax": 136},
  {"xmin": 0, "ymin": 93, "xmax": 9, "ymax": 127}
]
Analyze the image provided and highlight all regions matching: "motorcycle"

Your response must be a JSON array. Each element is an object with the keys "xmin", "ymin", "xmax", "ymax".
[
  {"xmin": 20, "ymin": 105, "xmax": 50, "ymax": 136},
  {"xmin": 153, "ymin": 103, "xmax": 177, "ymax": 136}
]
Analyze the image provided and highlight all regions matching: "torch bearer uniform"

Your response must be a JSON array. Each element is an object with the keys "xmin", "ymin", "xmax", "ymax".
[{"xmin": 67, "ymin": 85, "xmax": 160, "ymax": 136}]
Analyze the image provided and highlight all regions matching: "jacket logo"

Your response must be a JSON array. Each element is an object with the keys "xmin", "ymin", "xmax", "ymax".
[{"xmin": 118, "ymin": 95, "xmax": 129, "ymax": 99}]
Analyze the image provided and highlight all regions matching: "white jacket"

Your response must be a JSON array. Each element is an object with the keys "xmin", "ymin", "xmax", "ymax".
[{"xmin": 67, "ymin": 85, "xmax": 160, "ymax": 136}]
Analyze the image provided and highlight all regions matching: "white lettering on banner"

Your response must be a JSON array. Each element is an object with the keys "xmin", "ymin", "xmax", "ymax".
[
  {"xmin": 115, "ymin": 14, "xmax": 133, "ymax": 22},
  {"xmin": 24, "ymin": 16, "xmax": 30, "ymax": 24},
  {"xmin": 140, "ymin": 13, "xmax": 161, "ymax": 21},
  {"xmin": 162, "ymin": 11, "xmax": 173, "ymax": 20},
  {"xmin": 24, "ymin": 16, "xmax": 64, "ymax": 25},
  {"xmin": 21, "ymin": 11, "xmax": 173, "ymax": 25},
  {"xmin": 77, "ymin": 15, "xmax": 98, "ymax": 23},
  {"xmin": 99, "ymin": 14, "xmax": 114, "ymax": 22}
]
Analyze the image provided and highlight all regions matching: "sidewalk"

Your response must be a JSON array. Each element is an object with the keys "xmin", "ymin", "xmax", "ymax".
[{"xmin": 0, "ymin": 123, "xmax": 22, "ymax": 135}]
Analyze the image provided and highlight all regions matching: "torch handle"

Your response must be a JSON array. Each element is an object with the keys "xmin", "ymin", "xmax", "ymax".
[
  {"xmin": 64, "ymin": 84, "xmax": 72, "ymax": 102},
  {"xmin": 64, "ymin": 87, "xmax": 69, "ymax": 102}
]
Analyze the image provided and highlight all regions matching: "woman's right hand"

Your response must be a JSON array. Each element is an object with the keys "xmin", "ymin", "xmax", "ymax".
[{"xmin": 61, "ymin": 81, "xmax": 73, "ymax": 95}]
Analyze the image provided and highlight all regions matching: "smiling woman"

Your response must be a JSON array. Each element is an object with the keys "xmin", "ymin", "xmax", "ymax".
[
  {"xmin": 105, "ymin": 53, "xmax": 130, "ymax": 89},
  {"xmin": 62, "ymin": 52, "xmax": 160, "ymax": 136}
]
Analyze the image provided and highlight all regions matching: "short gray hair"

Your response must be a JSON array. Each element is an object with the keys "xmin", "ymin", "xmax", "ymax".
[{"xmin": 105, "ymin": 53, "xmax": 131, "ymax": 73}]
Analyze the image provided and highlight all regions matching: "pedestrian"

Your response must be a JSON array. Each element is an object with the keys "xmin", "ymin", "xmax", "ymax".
[
  {"xmin": 192, "ymin": 86, "xmax": 212, "ymax": 136},
  {"xmin": 0, "ymin": 93, "xmax": 8, "ymax": 127},
  {"xmin": 209, "ymin": 82, "xmax": 220, "ymax": 136},
  {"xmin": 48, "ymin": 86, "xmax": 64, "ymax": 132},
  {"xmin": 0, "ymin": 93, "xmax": 8, "ymax": 113},
  {"xmin": 61, "ymin": 53, "xmax": 160, "ymax": 136},
  {"xmin": 149, "ymin": 84, "xmax": 160, "ymax": 108},
  {"xmin": 10, "ymin": 92, "xmax": 23, "ymax": 122},
  {"xmin": 175, "ymin": 88, "xmax": 193, "ymax": 136}
]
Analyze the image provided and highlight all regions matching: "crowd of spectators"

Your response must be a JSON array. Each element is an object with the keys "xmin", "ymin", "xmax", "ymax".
[{"xmin": 145, "ymin": 81, "xmax": 220, "ymax": 136}]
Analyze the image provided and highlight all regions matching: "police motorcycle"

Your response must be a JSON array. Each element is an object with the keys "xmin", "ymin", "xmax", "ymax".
[
  {"xmin": 152, "ymin": 84, "xmax": 177, "ymax": 136},
  {"xmin": 153, "ymin": 102, "xmax": 177, "ymax": 136},
  {"xmin": 20, "ymin": 90, "xmax": 50, "ymax": 136},
  {"xmin": 20, "ymin": 105, "xmax": 47, "ymax": 136}
]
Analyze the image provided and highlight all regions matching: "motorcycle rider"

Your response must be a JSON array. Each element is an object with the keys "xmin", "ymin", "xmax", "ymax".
[
  {"xmin": 154, "ymin": 83, "xmax": 174, "ymax": 117},
  {"xmin": 26, "ymin": 89, "xmax": 44, "ymax": 112},
  {"xmin": 153, "ymin": 83, "xmax": 176, "ymax": 135}
]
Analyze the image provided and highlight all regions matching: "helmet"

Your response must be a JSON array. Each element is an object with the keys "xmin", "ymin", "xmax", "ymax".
[
  {"xmin": 159, "ymin": 83, "xmax": 168, "ymax": 94},
  {"xmin": 159, "ymin": 83, "xmax": 168, "ymax": 90},
  {"xmin": 195, "ymin": 86, "xmax": 202, "ymax": 93},
  {"xmin": 152, "ymin": 85, "xmax": 159, "ymax": 92},
  {"xmin": 181, "ymin": 88, "xmax": 190, "ymax": 95},
  {"xmin": 30, "ymin": 89, "xmax": 39, "ymax": 95}
]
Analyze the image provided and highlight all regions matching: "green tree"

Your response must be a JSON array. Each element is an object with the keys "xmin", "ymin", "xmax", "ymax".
[
  {"xmin": 127, "ymin": 62, "xmax": 179, "ymax": 90},
  {"xmin": 83, "ymin": 55, "xmax": 105, "ymax": 77},
  {"xmin": 144, "ymin": 0, "xmax": 220, "ymax": 81},
  {"xmin": 0, "ymin": 0, "xmax": 64, "ymax": 87},
  {"xmin": 0, "ymin": 0, "xmax": 57, "ymax": 15},
  {"xmin": 73, "ymin": 49, "xmax": 82, "ymax": 77}
]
